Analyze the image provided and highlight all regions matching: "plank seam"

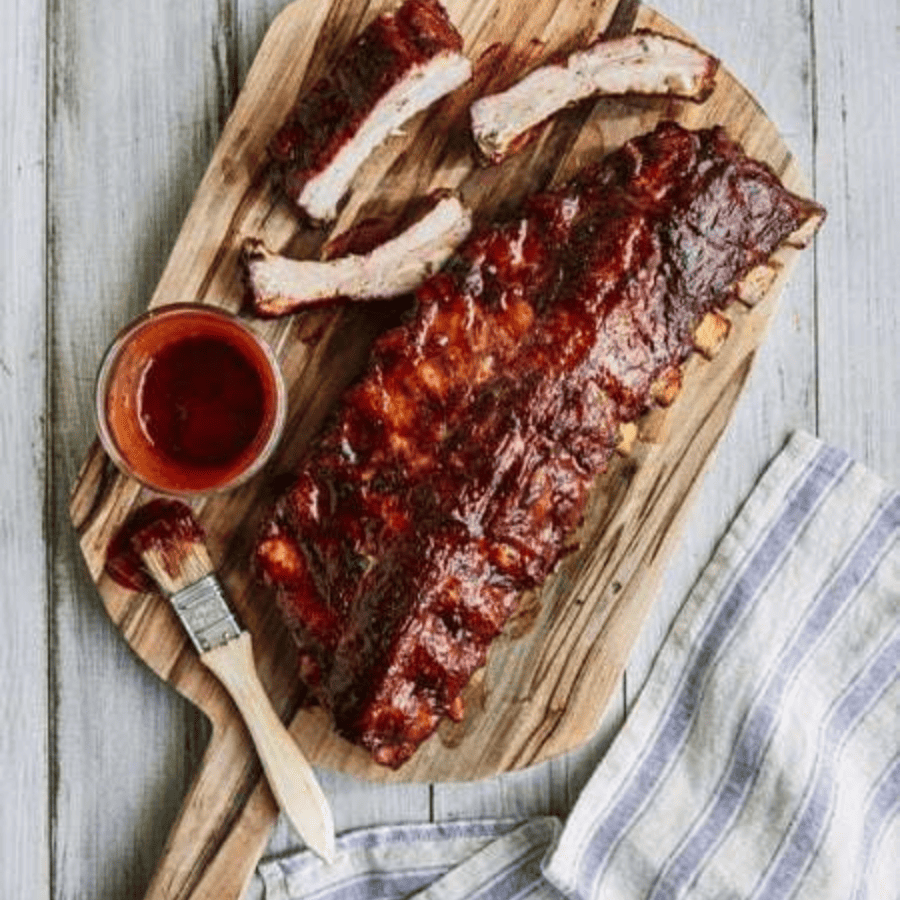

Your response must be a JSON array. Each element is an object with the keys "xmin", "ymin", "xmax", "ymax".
[
  {"xmin": 44, "ymin": 2, "xmax": 59, "ymax": 899},
  {"xmin": 809, "ymin": 0, "xmax": 822, "ymax": 438},
  {"xmin": 214, "ymin": 0, "xmax": 241, "ymax": 133}
]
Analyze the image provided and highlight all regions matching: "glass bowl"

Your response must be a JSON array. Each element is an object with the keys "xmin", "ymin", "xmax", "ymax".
[{"xmin": 95, "ymin": 303, "xmax": 286, "ymax": 496}]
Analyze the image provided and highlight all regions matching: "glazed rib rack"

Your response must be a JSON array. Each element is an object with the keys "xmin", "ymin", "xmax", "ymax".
[{"xmin": 255, "ymin": 122, "xmax": 824, "ymax": 767}]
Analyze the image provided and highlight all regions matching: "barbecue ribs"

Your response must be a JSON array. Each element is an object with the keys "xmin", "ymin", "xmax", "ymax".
[
  {"xmin": 255, "ymin": 122, "xmax": 824, "ymax": 767},
  {"xmin": 244, "ymin": 194, "xmax": 472, "ymax": 316},
  {"xmin": 270, "ymin": 0, "xmax": 470, "ymax": 222},
  {"xmin": 471, "ymin": 31, "xmax": 719, "ymax": 163}
]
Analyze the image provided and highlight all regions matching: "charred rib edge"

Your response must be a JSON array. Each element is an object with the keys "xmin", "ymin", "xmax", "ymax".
[
  {"xmin": 470, "ymin": 32, "xmax": 719, "ymax": 163},
  {"xmin": 246, "ymin": 196, "xmax": 472, "ymax": 316}
]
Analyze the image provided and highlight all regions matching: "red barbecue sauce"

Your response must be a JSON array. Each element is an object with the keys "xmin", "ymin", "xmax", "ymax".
[
  {"xmin": 140, "ymin": 335, "xmax": 265, "ymax": 468},
  {"xmin": 98, "ymin": 304, "xmax": 284, "ymax": 495}
]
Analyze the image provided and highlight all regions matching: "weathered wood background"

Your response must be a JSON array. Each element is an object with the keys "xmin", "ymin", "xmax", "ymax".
[{"xmin": 1, "ymin": 0, "xmax": 896, "ymax": 897}]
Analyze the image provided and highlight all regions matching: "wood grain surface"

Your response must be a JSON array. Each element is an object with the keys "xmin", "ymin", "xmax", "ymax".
[
  {"xmin": 1, "ymin": 1, "xmax": 49, "ymax": 896},
  {"xmin": 62, "ymin": 0, "xmax": 820, "ymax": 896},
  {"xmin": 4, "ymin": 0, "xmax": 894, "ymax": 899}
]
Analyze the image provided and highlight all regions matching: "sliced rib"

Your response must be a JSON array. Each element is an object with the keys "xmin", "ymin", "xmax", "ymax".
[
  {"xmin": 471, "ymin": 31, "xmax": 719, "ymax": 162},
  {"xmin": 245, "ymin": 195, "xmax": 472, "ymax": 316},
  {"xmin": 271, "ymin": 0, "xmax": 471, "ymax": 222}
]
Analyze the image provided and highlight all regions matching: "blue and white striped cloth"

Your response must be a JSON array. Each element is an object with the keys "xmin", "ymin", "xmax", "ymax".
[{"xmin": 255, "ymin": 432, "xmax": 900, "ymax": 900}]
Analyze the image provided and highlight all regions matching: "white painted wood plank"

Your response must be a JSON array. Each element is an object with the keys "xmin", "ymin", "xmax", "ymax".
[
  {"xmin": 813, "ymin": 0, "xmax": 899, "ymax": 485},
  {"xmin": 48, "ymin": 2, "xmax": 234, "ymax": 898},
  {"xmin": 0, "ymin": 2, "xmax": 49, "ymax": 897},
  {"xmin": 235, "ymin": 0, "xmax": 287, "ymax": 87},
  {"xmin": 621, "ymin": 0, "xmax": 819, "ymax": 713}
]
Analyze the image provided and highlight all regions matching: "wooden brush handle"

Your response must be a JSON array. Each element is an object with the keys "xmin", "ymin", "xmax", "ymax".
[{"xmin": 201, "ymin": 633, "xmax": 336, "ymax": 863}]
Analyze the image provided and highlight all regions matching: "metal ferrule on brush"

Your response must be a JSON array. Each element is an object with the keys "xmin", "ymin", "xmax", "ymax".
[{"xmin": 169, "ymin": 575, "xmax": 242, "ymax": 653}]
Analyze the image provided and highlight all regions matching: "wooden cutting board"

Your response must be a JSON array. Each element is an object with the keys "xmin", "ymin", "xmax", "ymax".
[{"xmin": 68, "ymin": 0, "xmax": 816, "ymax": 896}]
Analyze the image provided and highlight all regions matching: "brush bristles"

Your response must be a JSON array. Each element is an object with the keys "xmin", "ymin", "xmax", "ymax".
[{"xmin": 140, "ymin": 538, "xmax": 215, "ymax": 595}]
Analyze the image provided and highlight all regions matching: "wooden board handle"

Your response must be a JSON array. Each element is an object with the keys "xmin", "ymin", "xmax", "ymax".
[
  {"xmin": 140, "ymin": 722, "xmax": 262, "ymax": 900},
  {"xmin": 201, "ymin": 633, "xmax": 336, "ymax": 864}
]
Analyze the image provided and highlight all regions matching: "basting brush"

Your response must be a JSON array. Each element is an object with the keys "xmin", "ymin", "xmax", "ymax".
[{"xmin": 131, "ymin": 501, "xmax": 335, "ymax": 864}]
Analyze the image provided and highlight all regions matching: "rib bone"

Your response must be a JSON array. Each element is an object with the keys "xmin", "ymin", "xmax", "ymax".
[
  {"xmin": 616, "ymin": 421, "xmax": 639, "ymax": 455},
  {"xmin": 693, "ymin": 311, "xmax": 731, "ymax": 359},
  {"xmin": 785, "ymin": 210, "xmax": 826, "ymax": 248},
  {"xmin": 650, "ymin": 366, "xmax": 683, "ymax": 407},
  {"xmin": 736, "ymin": 263, "xmax": 780, "ymax": 307}
]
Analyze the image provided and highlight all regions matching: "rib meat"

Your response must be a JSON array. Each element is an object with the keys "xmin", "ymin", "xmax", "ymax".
[
  {"xmin": 471, "ymin": 31, "xmax": 719, "ymax": 163},
  {"xmin": 244, "ymin": 195, "xmax": 472, "ymax": 316},
  {"xmin": 270, "ymin": 0, "xmax": 471, "ymax": 222},
  {"xmin": 255, "ymin": 122, "xmax": 824, "ymax": 767}
]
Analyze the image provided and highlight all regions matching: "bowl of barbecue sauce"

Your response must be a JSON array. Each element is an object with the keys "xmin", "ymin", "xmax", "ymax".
[{"xmin": 96, "ymin": 304, "xmax": 286, "ymax": 496}]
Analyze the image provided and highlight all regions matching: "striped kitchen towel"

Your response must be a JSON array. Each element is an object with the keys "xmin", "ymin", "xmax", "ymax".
[
  {"xmin": 544, "ymin": 431, "xmax": 900, "ymax": 899},
  {"xmin": 256, "ymin": 818, "xmax": 566, "ymax": 899},
  {"xmin": 254, "ymin": 432, "xmax": 900, "ymax": 899}
]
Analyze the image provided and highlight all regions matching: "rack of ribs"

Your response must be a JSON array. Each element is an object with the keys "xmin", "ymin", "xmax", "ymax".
[{"xmin": 255, "ymin": 122, "xmax": 824, "ymax": 767}]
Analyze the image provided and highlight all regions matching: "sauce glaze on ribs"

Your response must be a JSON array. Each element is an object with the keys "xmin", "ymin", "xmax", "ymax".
[{"xmin": 256, "ymin": 122, "xmax": 824, "ymax": 767}]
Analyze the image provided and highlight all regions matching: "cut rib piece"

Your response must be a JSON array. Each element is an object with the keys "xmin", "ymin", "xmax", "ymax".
[
  {"xmin": 244, "ymin": 195, "xmax": 472, "ymax": 316},
  {"xmin": 470, "ymin": 31, "xmax": 719, "ymax": 162},
  {"xmin": 256, "ymin": 123, "xmax": 825, "ymax": 768},
  {"xmin": 271, "ymin": 0, "xmax": 471, "ymax": 222}
]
